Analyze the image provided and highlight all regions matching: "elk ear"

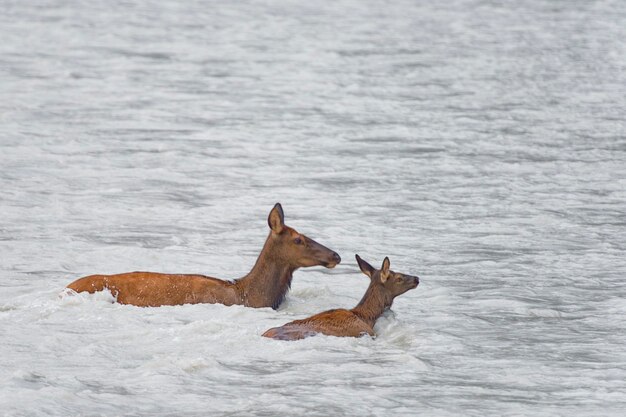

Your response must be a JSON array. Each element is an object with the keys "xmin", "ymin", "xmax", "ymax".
[
  {"xmin": 268, "ymin": 203, "xmax": 284, "ymax": 233},
  {"xmin": 380, "ymin": 257, "xmax": 390, "ymax": 283},
  {"xmin": 355, "ymin": 254, "xmax": 375, "ymax": 278}
]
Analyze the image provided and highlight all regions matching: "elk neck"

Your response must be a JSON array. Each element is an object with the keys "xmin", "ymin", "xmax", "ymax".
[
  {"xmin": 351, "ymin": 283, "xmax": 393, "ymax": 328},
  {"xmin": 234, "ymin": 233, "xmax": 295, "ymax": 309}
]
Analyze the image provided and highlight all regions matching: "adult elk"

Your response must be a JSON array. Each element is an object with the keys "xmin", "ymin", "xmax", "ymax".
[{"xmin": 66, "ymin": 203, "xmax": 341, "ymax": 309}]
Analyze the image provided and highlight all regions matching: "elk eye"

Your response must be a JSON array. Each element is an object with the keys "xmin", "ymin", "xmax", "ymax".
[
  {"xmin": 395, "ymin": 277, "xmax": 403, "ymax": 283},
  {"xmin": 293, "ymin": 237, "xmax": 303, "ymax": 245}
]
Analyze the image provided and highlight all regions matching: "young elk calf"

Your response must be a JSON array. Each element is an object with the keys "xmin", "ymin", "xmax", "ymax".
[
  {"xmin": 66, "ymin": 203, "xmax": 340, "ymax": 309},
  {"xmin": 262, "ymin": 255, "xmax": 419, "ymax": 340}
]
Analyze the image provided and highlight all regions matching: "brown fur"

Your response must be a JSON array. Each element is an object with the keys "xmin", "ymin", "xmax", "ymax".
[
  {"xmin": 262, "ymin": 255, "xmax": 419, "ymax": 340},
  {"xmin": 66, "ymin": 204, "xmax": 340, "ymax": 309}
]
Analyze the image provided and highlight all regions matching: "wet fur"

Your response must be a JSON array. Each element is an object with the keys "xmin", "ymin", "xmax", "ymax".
[
  {"xmin": 263, "ymin": 255, "xmax": 419, "ymax": 340},
  {"xmin": 66, "ymin": 204, "xmax": 339, "ymax": 309}
]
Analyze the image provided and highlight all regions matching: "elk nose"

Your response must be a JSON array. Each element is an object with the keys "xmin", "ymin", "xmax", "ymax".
[{"xmin": 332, "ymin": 252, "xmax": 341, "ymax": 264}]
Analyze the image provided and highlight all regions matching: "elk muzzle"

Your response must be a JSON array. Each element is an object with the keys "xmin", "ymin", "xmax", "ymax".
[{"xmin": 303, "ymin": 236, "xmax": 341, "ymax": 268}]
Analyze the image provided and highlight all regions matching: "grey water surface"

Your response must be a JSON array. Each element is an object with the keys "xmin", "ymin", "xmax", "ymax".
[{"xmin": 1, "ymin": 0, "xmax": 625, "ymax": 416}]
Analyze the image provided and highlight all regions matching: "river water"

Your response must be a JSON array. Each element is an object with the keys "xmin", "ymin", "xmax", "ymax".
[{"xmin": 1, "ymin": 0, "xmax": 625, "ymax": 416}]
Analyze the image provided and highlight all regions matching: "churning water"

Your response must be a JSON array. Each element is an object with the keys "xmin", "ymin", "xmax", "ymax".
[{"xmin": 1, "ymin": 0, "xmax": 625, "ymax": 415}]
